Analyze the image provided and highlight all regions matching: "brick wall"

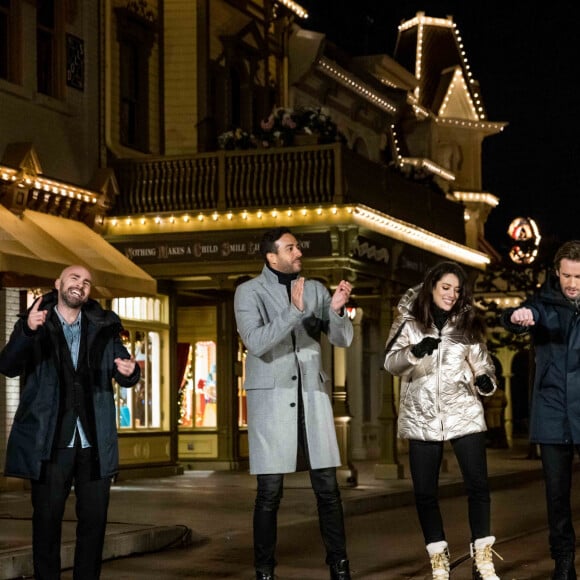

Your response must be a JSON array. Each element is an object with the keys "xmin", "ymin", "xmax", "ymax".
[{"xmin": 0, "ymin": 289, "xmax": 22, "ymax": 481}]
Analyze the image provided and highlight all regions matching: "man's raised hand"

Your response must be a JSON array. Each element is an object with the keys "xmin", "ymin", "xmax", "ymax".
[
  {"xmin": 331, "ymin": 280, "xmax": 352, "ymax": 313},
  {"xmin": 291, "ymin": 276, "xmax": 305, "ymax": 312},
  {"xmin": 27, "ymin": 299, "xmax": 47, "ymax": 331}
]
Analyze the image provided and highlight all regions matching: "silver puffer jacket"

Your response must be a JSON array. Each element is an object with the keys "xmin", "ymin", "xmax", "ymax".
[{"xmin": 384, "ymin": 285, "xmax": 497, "ymax": 441}]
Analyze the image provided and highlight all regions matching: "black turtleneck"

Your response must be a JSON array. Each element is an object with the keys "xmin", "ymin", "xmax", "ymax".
[
  {"xmin": 432, "ymin": 305, "xmax": 450, "ymax": 331},
  {"xmin": 267, "ymin": 263, "xmax": 299, "ymax": 300}
]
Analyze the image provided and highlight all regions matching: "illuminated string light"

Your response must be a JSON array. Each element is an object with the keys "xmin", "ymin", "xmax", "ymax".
[
  {"xmin": 400, "ymin": 157, "xmax": 456, "ymax": 181},
  {"xmin": 453, "ymin": 191, "xmax": 499, "ymax": 207},
  {"xmin": 0, "ymin": 164, "xmax": 99, "ymax": 204},
  {"xmin": 275, "ymin": 0, "xmax": 308, "ymax": 19},
  {"xmin": 317, "ymin": 58, "xmax": 397, "ymax": 114},
  {"xmin": 399, "ymin": 13, "xmax": 493, "ymax": 122},
  {"xmin": 105, "ymin": 205, "xmax": 489, "ymax": 268}
]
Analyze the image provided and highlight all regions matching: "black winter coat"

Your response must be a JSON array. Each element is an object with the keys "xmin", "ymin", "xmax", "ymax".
[
  {"xmin": 501, "ymin": 275, "xmax": 580, "ymax": 444},
  {"xmin": 0, "ymin": 290, "xmax": 140, "ymax": 480}
]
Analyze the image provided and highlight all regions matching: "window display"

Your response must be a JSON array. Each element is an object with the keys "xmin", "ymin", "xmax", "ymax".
[
  {"xmin": 179, "ymin": 340, "xmax": 217, "ymax": 428},
  {"xmin": 116, "ymin": 328, "xmax": 161, "ymax": 429},
  {"xmin": 112, "ymin": 296, "xmax": 167, "ymax": 431}
]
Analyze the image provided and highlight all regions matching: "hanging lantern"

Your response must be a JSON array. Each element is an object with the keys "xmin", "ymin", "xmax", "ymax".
[{"xmin": 507, "ymin": 217, "xmax": 541, "ymax": 265}]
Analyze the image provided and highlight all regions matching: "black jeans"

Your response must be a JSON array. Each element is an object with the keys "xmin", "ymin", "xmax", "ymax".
[
  {"xmin": 253, "ymin": 467, "xmax": 347, "ymax": 572},
  {"xmin": 409, "ymin": 432, "xmax": 491, "ymax": 544},
  {"xmin": 31, "ymin": 445, "xmax": 111, "ymax": 580},
  {"xmin": 540, "ymin": 443, "xmax": 580, "ymax": 558}
]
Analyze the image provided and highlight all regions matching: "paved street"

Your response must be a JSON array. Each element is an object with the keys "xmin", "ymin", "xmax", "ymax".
[
  {"xmin": 60, "ymin": 477, "xmax": 571, "ymax": 579},
  {"xmin": 2, "ymin": 439, "xmax": 577, "ymax": 579}
]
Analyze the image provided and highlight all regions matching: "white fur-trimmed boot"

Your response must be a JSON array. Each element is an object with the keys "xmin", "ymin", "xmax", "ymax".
[
  {"xmin": 426, "ymin": 540, "xmax": 450, "ymax": 579},
  {"xmin": 471, "ymin": 536, "xmax": 502, "ymax": 580}
]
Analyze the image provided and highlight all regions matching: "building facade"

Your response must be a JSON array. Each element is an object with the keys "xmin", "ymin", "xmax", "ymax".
[
  {"xmin": 0, "ymin": 0, "xmax": 157, "ymax": 489},
  {"xmin": 0, "ymin": 1, "xmax": 509, "ymax": 487}
]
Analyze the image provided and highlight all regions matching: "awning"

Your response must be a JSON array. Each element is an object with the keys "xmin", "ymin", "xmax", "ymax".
[{"xmin": 0, "ymin": 206, "xmax": 157, "ymax": 298}]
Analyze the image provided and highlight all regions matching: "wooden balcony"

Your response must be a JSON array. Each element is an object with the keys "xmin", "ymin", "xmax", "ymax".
[{"xmin": 111, "ymin": 143, "xmax": 465, "ymax": 243}]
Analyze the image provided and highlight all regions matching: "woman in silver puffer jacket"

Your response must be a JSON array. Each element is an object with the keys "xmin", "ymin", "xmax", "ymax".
[{"xmin": 384, "ymin": 261, "xmax": 502, "ymax": 580}]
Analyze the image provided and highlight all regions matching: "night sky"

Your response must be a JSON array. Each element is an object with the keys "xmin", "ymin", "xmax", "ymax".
[{"xmin": 298, "ymin": 1, "xmax": 580, "ymax": 261}]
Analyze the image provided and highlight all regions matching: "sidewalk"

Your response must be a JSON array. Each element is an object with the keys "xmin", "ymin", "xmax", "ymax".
[{"xmin": 0, "ymin": 439, "xmax": 544, "ymax": 580}]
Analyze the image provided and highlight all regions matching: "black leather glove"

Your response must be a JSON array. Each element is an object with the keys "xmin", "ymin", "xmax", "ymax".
[
  {"xmin": 411, "ymin": 337, "xmax": 441, "ymax": 358},
  {"xmin": 475, "ymin": 374, "xmax": 494, "ymax": 394}
]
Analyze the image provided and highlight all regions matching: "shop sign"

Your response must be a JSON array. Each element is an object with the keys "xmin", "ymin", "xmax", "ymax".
[
  {"xmin": 114, "ymin": 231, "xmax": 332, "ymax": 264},
  {"xmin": 353, "ymin": 236, "xmax": 390, "ymax": 264}
]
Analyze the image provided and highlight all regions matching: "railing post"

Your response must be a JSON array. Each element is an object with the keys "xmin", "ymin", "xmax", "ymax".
[
  {"xmin": 333, "ymin": 143, "xmax": 343, "ymax": 204},
  {"xmin": 217, "ymin": 150, "xmax": 226, "ymax": 210}
]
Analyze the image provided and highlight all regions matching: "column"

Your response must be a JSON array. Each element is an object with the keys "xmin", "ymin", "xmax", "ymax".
[
  {"xmin": 333, "ymin": 344, "xmax": 357, "ymax": 487},
  {"xmin": 375, "ymin": 283, "xmax": 404, "ymax": 480},
  {"xmin": 496, "ymin": 347, "xmax": 516, "ymax": 448},
  {"xmin": 346, "ymin": 307, "xmax": 365, "ymax": 460}
]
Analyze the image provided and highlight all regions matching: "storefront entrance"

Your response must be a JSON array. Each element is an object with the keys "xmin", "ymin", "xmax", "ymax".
[{"xmin": 177, "ymin": 301, "xmax": 248, "ymax": 469}]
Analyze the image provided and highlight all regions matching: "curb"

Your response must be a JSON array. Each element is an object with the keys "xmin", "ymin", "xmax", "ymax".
[
  {"xmin": 0, "ymin": 525, "xmax": 202, "ymax": 580},
  {"xmin": 0, "ymin": 464, "xmax": 547, "ymax": 580}
]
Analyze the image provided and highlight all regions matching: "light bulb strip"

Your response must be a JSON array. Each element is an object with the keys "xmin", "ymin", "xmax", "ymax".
[
  {"xmin": 0, "ymin": 164, "xmax": 99, "ymax": 204},
  {"xmin": 352, "ymin": 205, "xmax": 489, "ymax": 268},
  {"xmin": 399, "ymin": 157, "xmax": 456, "ymax": 181},
  {"xmin": 317, "ymin": 58, "xmax": 397, "ymax": 114},
  {"xmin": 438, "ymin": 68, "xmax": 479, "ymax": 120},
  {"xmin": 275, "ymin": 0, "xmax": 308, "ymax": 19},
  {"xmin": 436, "ymin": 118, "xmax": 505, "ymax": 131},
  {"xmin": 453, "ymin": 191, "xmax": 499, "ymax": 207},
  {"xmin": 106, "ymin": 204, "xmax": 489, "ymax": 269},
  {"xmin": 399, "ymin": 13, "xmax": 487, "ymax": 121}
]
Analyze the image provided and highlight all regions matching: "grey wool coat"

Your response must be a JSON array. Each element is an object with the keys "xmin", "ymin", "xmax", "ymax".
[{"xmin": 234, "ymin": 266, "xmax": 353, "ymax": 475}]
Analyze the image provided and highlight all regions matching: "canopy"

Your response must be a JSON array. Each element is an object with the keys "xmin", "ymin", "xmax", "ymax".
[{"xmin": 0, "ymin": 206, "xmax": 157, "ymax": 298}]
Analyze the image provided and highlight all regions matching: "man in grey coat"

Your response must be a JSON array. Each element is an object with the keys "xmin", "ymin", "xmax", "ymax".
[{"xmin": 234, "ymin": 227, "xmax": 354, "ymax": 580}]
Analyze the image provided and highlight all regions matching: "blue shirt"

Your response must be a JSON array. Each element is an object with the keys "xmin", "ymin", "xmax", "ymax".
[{"xmin": 55, "ymin": 308, "xmax": 91, "ymax": 448}]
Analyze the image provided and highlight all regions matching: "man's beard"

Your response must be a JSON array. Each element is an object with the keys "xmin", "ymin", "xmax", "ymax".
[{"xmin": 61, "ymin": 288, "xmax": 86, "ymax": 308}]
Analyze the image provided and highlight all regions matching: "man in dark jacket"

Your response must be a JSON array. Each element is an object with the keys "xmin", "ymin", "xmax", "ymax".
[
  {"xmin": 501, "ymin": 240, "xmax": 580, "ymax": 580},
  {"xmin": 0, "ymin": 265, "xmax": 140, "ymax": 580}
]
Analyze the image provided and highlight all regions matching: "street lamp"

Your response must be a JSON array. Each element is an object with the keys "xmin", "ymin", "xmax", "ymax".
[
  {"xmin": 507, "ymin": 216, "xmax": 541, "ymax": 265},
  {"xmin": 345, "ymin": 305, "xmax": 357, "ymax": 320}
]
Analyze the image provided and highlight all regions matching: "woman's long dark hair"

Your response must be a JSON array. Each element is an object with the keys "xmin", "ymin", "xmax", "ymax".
[{"xmin": 411, "ymin": 261, "xmax": 485, "ymax": 341}]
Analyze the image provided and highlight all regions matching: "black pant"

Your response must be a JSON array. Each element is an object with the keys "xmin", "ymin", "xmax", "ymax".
[
  {"xmin": 31, "ymin": 445, "xmax": 111, "ymax": 580},
  {"xmin": 409, "ymin": 432, "xmax": 491, "ymax": 544},
  {"xmin": 540, "ymin": 443, "xmax": 580, "ymax": 558},
  {"xmin": 253, "ymin": 467, "xmax": 347, "ymax": 572}
]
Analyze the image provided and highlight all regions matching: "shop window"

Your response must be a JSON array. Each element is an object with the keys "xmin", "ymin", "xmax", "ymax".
[
  {"xmin": 119, "ymin": 38, "xmax": 148, "ymax": 150},
  {"xmin": 115, "ymin": 6, "xmax": 156, "ymax": 152},
  {"xmin": 112, "ymin": 296, "xmax": 165, "ymax": 323},
  {"xmin": 0, "ymin": 0, "xmax": 20, "ymax": 83},
  {"xmin": 178, "ymin": 341, "xmax": 217, "ymax": 428},
  {"xmin": 116, "ymin": 328, "xmax": 161, "ymax": 430},
  {"xmin": 36, "ymin": 0, "xmax": 63, "ymax": 98},
  {"xmin": 112, "ymin": 296, "xmax": 168, "ymax": 431}
]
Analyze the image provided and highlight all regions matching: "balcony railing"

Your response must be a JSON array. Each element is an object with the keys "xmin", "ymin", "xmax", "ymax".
[
  {"xmin": 112, "ymin": 143, "xmax": 343, "ymax": 216},
  {"xmin": 111, "ymin": 143, "xmax": 465, "ymax": 243}
]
